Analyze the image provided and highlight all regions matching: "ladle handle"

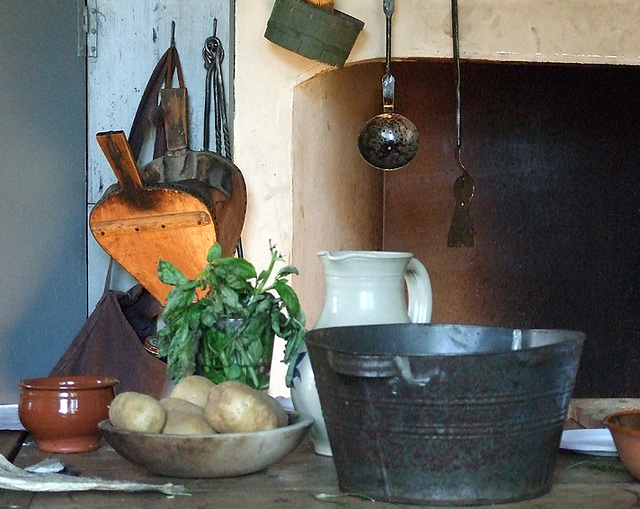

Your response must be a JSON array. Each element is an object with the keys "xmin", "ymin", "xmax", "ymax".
[
  {"xmin": 382, "ymin": 0, "xmax": 395, "ymax": 112},
  {"xmin": 383, "ymin": 0, "xmax": 394, "ymax": 18},
  {"xmin": 383, "ymin": 0, "xmax": 394, "ymax": 74},
  {"xmin": 382, "ymin": 73, "xmax": 395, "ymax": 112}
]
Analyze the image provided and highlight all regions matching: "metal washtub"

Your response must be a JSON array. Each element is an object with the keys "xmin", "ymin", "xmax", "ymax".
[{"xmin": 305, "ymin": 323, "xmax": 585, "ymax": 506}]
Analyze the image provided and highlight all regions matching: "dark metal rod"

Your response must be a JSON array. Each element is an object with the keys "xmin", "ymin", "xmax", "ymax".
[
  {"xmin": 452, "ymin": 0, "xmax": 467, "ymax": 172},
  {"xmin": 383, "ymin": 0, "xmax": 394, "ymax": 76}
]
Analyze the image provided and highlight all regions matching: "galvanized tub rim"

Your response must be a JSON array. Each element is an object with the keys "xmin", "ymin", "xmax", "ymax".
[{"xmin": 304, "ymin": 323, "xmax": 585, "ymax": 357}]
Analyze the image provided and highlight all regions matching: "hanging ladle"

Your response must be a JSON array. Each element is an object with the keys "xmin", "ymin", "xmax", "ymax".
[
  {"xmin": 358, "ymin": 0, "xmax": 419, "ymax": 171},
  {"xmin": 446, "ymin": 0, "xmax": 476, "ymax": 247}
]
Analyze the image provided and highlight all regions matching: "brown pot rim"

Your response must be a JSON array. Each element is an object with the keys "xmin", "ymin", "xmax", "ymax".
[{"xmin": 18, "ymin": 375, "xmax": 119, "ymax": 391}]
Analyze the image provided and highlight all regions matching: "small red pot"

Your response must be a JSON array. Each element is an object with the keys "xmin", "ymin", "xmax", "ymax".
[
  {"xmin": 18, "ymin": 375, "xmax": 118, "ymax": 453},
  {"xmin": 604, "ymin": 410, "xmax": 640, "ymax": 480}
]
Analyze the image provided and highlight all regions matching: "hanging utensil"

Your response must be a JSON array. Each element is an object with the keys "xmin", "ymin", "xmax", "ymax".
[
  {"xmin": 203, "ymin": 19, "xmax": 231, "ymax": 158},
  {"xmin": 357, "ymin": 0, "xmax": 419, "ymax": 171},
  {"xmin": 447, "ymin": 0, "xmax": 476, "ymax": 247},
  {"xmin": 202, "ymin": 19, "xmax": 245, "ymax": 257}
]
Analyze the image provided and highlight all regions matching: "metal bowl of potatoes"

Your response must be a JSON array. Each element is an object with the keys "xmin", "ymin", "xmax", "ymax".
[{"xmin": 99, "ymin": 410, "xmax": 312, "ymax": 478}]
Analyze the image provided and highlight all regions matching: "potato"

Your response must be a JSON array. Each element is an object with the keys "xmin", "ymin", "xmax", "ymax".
[
  {"xmin": 109, "ymin": 391, "xmax": 166, "ymax": 433},
  {"xmin": 159, "ymin": 397, "xmax": 205, "ymax": 418},
  {"xmin": 170, "ymin": 375, "xmax": 216, "ymax": 407},
  {"xmin": 204, "ymin": 381, "xmax": 286, "ymax": 433},
  {"xmin": 258, "ymin": 392, "xmax": 289, "ymax": 428},
  {"xmin": 162, "ymin": 410, "xmax": 215, "ymax": 435}
]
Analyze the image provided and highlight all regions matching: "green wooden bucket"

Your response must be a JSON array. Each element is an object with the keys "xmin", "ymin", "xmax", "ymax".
[{"xmin": 264, "ymin": 0, "xmax": 365, "ymax": 67}]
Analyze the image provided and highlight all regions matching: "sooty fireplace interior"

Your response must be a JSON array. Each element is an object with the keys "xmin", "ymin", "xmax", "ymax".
[{"xmin": 294, "ymin": 59, "xmax": 640, "ymax": 398}]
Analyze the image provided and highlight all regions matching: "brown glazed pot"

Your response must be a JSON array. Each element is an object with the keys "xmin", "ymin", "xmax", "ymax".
[
  {"xmin": 604, "ymin": 410, "xmax": 640, "ymax": 479},
  {"xmin": 18, "ymin": 375, "xmax": 118, "ymax": 453}
]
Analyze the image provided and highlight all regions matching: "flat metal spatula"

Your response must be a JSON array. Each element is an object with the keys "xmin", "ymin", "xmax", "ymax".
[{"xmin": 447, "ymin": 0, "xmax": 476, "ymax": 247}]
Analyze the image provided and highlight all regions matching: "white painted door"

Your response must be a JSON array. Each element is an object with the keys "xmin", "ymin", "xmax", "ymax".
[{"xmin": 86, "ymin": 0, "xmax": 233, "ymax": 309}]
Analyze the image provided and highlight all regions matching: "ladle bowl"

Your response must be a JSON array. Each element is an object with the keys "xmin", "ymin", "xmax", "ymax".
[
  {"xmin": 358, "ymin": 112, "xmax": 420, "ymax": 170},
  {"xmin": 357, "ymin": 0, "xmax": 419, "ymax": 171}
]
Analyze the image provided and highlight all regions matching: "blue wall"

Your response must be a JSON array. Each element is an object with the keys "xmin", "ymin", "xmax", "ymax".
[{"xmin": 0, "ymin": 1, "xmax": 87, "ymax": 402}]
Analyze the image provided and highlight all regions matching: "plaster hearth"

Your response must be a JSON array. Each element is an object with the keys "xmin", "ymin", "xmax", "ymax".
[
  {"xmin": 234, "ymin": 1, "xmax": 640, "ymax": 320},
  {"xmin": 232, "ymin": 1, "xmax": 640, "ymax": 396}
]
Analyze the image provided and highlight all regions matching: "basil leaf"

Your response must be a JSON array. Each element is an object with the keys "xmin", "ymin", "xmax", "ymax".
[
  {"xmin": 273, "ymin": 280, "xmax": 301, "ymax": 316},
  {"xmin": 157, "ymin": 259, "xmax": 188, "ymax": 286},
  {"xmin": 206, "ymin": 243, "xmax": 223, "ymax": 262},
  {"xmin": 218, "ymin": 285, "xmax": 241, "ymax": 311},
  {"xmin": 226, "ymin": 364, "xmax": 242, "ymax": 380},
  {"xmin": 277, "ymin": 265, "xmax": 299, "ymax": 278}
]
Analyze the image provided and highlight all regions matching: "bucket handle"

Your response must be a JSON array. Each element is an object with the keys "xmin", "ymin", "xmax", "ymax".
[
  {"xmin": 327, "ymin": 351, "xmax": 442, "ymax": 385},
  {"xmin": 327, "ymin": 351, "xmax": 396, "ymax": 378}
]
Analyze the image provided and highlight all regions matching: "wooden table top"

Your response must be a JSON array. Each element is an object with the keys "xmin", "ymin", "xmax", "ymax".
[{"xmin": 1, "ymin": 429, "xmax": 639, "ymax": 509}]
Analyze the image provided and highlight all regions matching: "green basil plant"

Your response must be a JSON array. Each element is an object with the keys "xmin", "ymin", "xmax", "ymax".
[{"xmin": 156, "ymin": 242, "xmax": 306, "ymax": 390}]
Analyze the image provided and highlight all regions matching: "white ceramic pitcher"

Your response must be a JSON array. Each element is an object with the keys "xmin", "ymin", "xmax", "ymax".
[{"xmin": 291, "ymin": 250, "xmax": 432, "ymax": 456}]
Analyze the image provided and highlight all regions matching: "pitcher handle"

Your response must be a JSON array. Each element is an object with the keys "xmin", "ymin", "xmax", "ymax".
[{"xmin": 406, "ymin": 258, "xmax": 432, "ymax": 323}]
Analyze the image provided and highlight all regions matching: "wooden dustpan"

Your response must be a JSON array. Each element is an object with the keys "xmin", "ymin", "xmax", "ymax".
[{"xmin": 90, "ymin": 130, "xmax": 217, "ymax": 303}]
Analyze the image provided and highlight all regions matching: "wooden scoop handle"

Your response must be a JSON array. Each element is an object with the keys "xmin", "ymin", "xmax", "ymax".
[
  {"xmin": 96, "ymin": 130, "xmax": 143, "ymax": 190},
  {"xmin": 161, "ymin": 88, "xmax": 189, "ymax": 152}
]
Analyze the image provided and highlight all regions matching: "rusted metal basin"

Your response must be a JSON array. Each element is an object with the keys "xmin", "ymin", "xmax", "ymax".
[{"xmin": 305, "ymin": 323, "xmax": 585, "ymax": 506}]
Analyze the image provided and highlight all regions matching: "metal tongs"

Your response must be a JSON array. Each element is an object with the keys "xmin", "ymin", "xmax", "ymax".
[
  {"xmin": 203, "ymin": 18, "xmax": 231, "ymax": 159},
  {"xmin": 202, "ymin": 19, "xmax": 243, "ymax": 257}
]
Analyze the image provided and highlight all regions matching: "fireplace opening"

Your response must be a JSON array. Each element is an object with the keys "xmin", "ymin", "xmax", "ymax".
[{"xmin": 292, "ymin": 59, "xmax": 640, "ymax": 398}]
